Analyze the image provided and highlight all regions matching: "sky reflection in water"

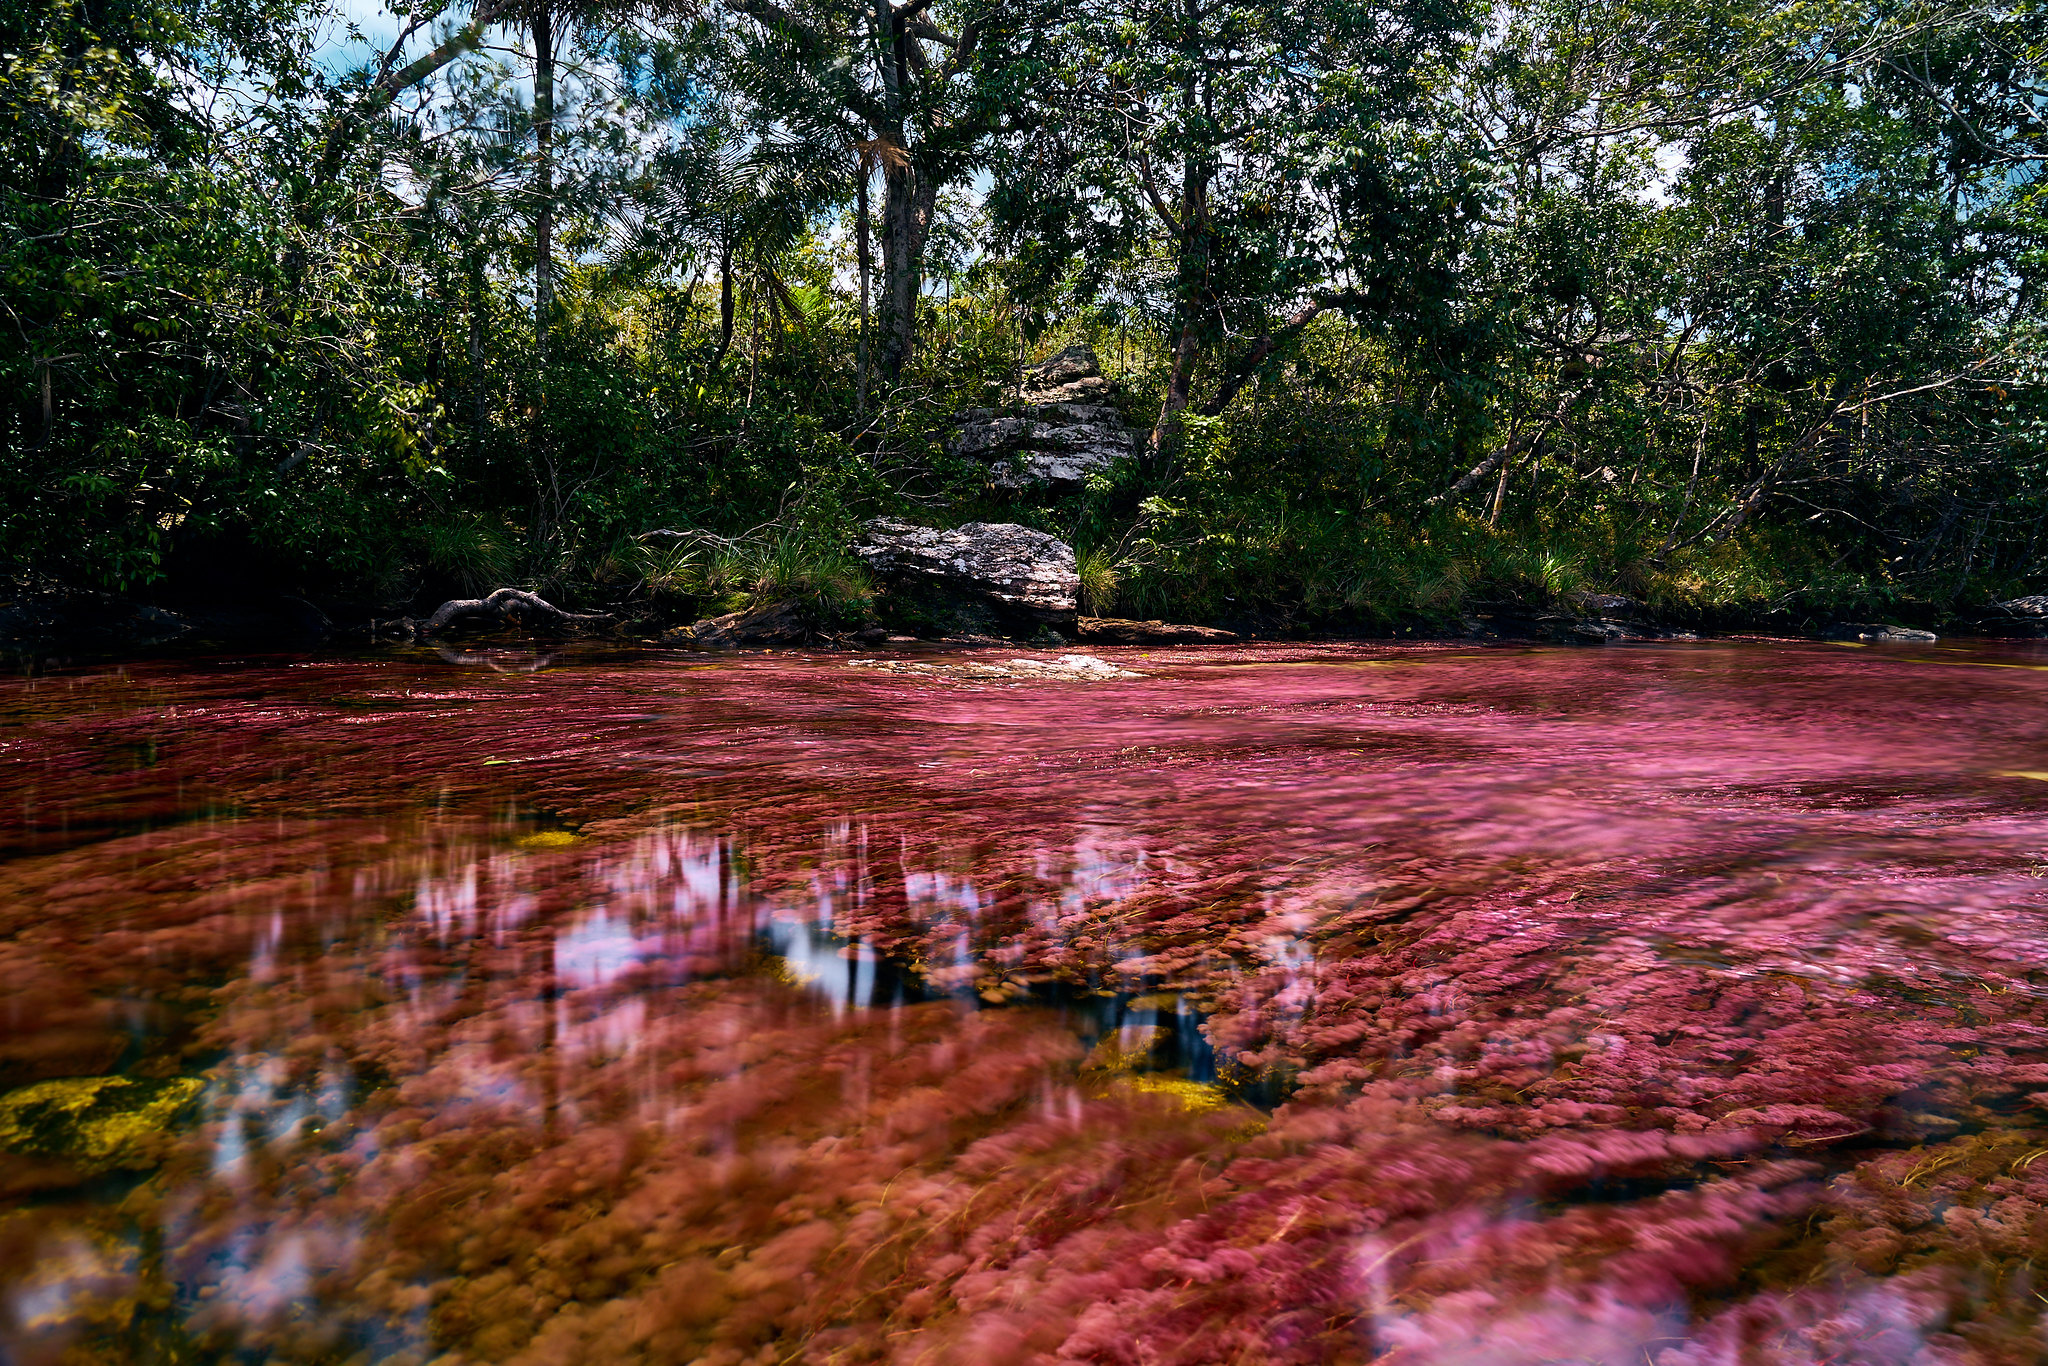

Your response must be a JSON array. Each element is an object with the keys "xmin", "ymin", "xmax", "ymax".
[{"xmin": 6, "ymin": 640, "xmax": 2048, "ymax": 1363}]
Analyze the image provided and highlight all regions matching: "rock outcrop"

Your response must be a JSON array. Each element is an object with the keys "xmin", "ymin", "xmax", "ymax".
[
  {"xmin": 854, "ymin": 520, "xmax": 1078, "ymax": 630},
  {"xmin": 947, "ymin": 345, "xmax": 1142, "ymax": 490}
]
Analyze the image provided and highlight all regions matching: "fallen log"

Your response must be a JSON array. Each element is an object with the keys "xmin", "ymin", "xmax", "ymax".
[
  {"xmin": 1076, "ymin": 617, "xmax": 1238, "ymax": 645},
  {"xmin": 417, "ymin": 588, "xmax": 610, "ymax": 638}
]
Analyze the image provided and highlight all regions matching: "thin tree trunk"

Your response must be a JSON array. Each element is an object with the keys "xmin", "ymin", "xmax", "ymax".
[
  {"xmin": 36, "ymin": 358, "xmax": 53, "ymax": 448},
  {"xmin": 468, "ymin": 253, "xmax": 487, "ymax": 435},
  {"xmin": 1149, "ymin": 55, "xmax": 1211, "ymax": 462},
  {"xmin": 1195, "ymin": 301, "xmax": 1322, "ymax": 419},
  {"xmin": 714, "ymin": 236, "xmax": 735, "ymax": 365},
  {"xmin": 1426, "ymin": 381, "xmax": 1590, "ymax": 509},
  {"xmin": 871, "ymin": 0, "xmax": 937, "ymax": 382},
  {"xmin": 1652, "ymin": 414, "xmax": 1710, "ymax": 563},
  {"xmin": 855, "ymin": 169, "xmax": 872, "ymax": 415},
  {"xmin": 746, "ymin": 281, "xmax": 761, "ymax": 411},
  {"xmin": 532, "ymin": 5, "xmax": 555, "ymax": 354},
  {"xmin": 1150, "ymin": 319, "xmax": 1201, "ymax": 459}
]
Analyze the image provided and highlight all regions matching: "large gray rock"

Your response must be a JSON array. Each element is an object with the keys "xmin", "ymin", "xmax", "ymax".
[
  {"xmin": 854, "ymin": 520, "xmax": 1078, "ymax": 626},
  {"xmin": 1020, "ymin": 344, "xmax": 1118, "ymax": 404},
  {"xmin": 947, "ymin": 345, "xmax": 1141, "ymax": 490},
  {"xmin": 1997, "ymin": 596, "xmax": 2048, "ymax": 616}
]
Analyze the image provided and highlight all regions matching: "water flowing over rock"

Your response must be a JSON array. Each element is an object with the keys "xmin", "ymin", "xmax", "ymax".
[
  {"xmin": 854, "ymin": 519, "xmax": 1078, "ymax": 629},
  {"xmin": 845, "ymin": 653, "xmax": 1141, "ymax": 682},
  {"xmin": 947, "ymin": 345, "xmax": 1142, "ymax": 490}
]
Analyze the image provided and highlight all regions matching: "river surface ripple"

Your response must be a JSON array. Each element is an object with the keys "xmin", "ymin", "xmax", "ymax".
[{"xmin": 6, "ymin": 639, "xmax": 2048, "ymax": 1364}]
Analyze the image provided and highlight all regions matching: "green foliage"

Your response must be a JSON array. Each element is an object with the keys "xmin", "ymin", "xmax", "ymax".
[
  {"xmin": 0, "ymin": 0, "xmax": 2041, "ymax": 634},
  {"xmin": 629, "ymin": 526, "xmax": 873, "ymax": 624}
]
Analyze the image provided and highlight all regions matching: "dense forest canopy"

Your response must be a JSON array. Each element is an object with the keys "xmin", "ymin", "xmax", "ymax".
[{"xmin": 3, "ymin": 0, "xmax": 2044, "ymax": 630}]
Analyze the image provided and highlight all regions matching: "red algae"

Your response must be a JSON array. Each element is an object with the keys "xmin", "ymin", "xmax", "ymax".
[{"xmin": 7, "ymin": 640, "xmax": 2048, "ymax": 1362}]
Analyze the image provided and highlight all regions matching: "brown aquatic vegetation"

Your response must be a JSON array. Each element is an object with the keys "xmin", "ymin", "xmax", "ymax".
[{"xmin": 7, "ymin": 640, "xmax": 2048, "ymax": 1362}]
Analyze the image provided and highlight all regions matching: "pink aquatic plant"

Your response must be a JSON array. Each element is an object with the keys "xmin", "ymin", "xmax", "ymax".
[{"xmin": 6, "ymin": 640, "xmax": 2048, "ymax": 1361}]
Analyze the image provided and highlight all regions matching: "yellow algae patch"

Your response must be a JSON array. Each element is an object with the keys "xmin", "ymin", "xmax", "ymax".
[
  {"xmin": 1904, "ymin": 658, "xmax": 2048, "ymax": 672},
  {"xmin": 515, "ymin": 830, "xmax": 584, "ymax": 850},
  {"xmin": 1108, "ymin": 1075, "xmax": 1269, "ymax": 1138},
  {"xmin": 1116, "ymin": 1074, "xmax": 1233, "ymax": 1112},
  {"xmin": 1996, "ymin": 771, "xmax": 2048, "ymax": 782},
  {"xmin": 0, "ymin": 1076, "xmax": 205, "ymax": 1173}
]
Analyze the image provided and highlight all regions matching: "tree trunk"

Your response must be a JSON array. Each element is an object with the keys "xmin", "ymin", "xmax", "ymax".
[
  {"xmin": 1149, "ymin": 153, "xmax": 1211, "ymax": 461},
  {"xmin": 1148, "ymin": 51, "xmax": 1212, "ymax": 462},
  {"xmin": 1194, "ymin": 297, "xmax": 1338, "ymax": 419},
  {"xmin": 468, "ymin": 252, "xmax": 487, "ymax": 435},
  {"xmin": 36, "ymin": 358, "xmax": 53, "ymax": 448},
  {"xmin": 714, "ymin": 236, "xmax": 735, "ymax": 365},
  {"xmin": 876, "ymin": 157, "xmax": 931, "ymax": 380},
  {"xmin": 855, "ymin": 168, "xmax": 873, "ymax": 415},
  {"xmin": 1150, "ymin": 320, "xmax": 1201, "ymax": 460},
  {"xmin": 531, "ymin": 5, "xmax": 556, "ymax": 354},
  {"xmin": 870, "ymin": 0, "xmax": 936, "ymax": 383}
]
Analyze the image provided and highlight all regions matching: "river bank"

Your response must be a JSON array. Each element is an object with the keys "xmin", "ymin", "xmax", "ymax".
[{"xmin": 6, "ymin": 574, "xmax": 2042, "ymax": 668}]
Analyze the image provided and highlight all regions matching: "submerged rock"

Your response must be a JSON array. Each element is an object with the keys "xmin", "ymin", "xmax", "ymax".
[
  {"xmin": 1826, "ymin": 623, "xmax": 1938, "ymax": 643},
  {"xmin": 1077, "ymin": 617, "xmax": 1239, "ymax": 645},
  {"xmin": 0, "ymin": 1075, "xmax": 205, "ymax": 1174},
  {"xmin": 947, "ymin": 345, "xmax": 1142, "ymax": 490},
  {"xmin": 854, "ymin": 520, "xmax": 1079, "ymax": 630},
  {"xmin": 846, "ymin": 653, "xmax": 1141, "ymax": 682}
]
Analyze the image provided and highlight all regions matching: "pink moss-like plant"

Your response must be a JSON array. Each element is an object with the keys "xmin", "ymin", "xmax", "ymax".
[{"xmin": 6, "ymin": 641, "xmax": 2048, "ymax": 1362}]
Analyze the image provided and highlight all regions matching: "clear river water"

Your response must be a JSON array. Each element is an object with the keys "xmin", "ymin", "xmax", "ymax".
[{"xmin": 6, "ymin": 638, "xmax": 2048, "ymax": 1365}]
